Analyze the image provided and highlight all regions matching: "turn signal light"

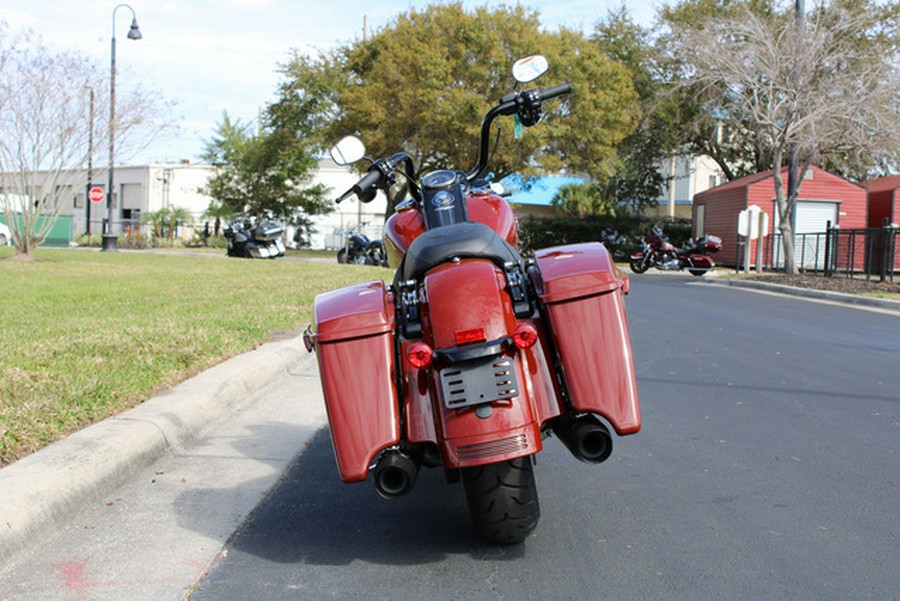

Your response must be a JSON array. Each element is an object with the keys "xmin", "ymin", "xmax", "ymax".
[
  {"xmin": 406, "ymin": 342, "xmax": 434, "ymax": 369},
  {"xmin": 512, "ymin": 323, "xmax": 538, "ymax": 349}
]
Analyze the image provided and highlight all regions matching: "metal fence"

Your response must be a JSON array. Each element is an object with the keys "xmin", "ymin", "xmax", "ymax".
[{"xmin": 762, "ymin": 225, "xmax": 899, "ymax": 282}]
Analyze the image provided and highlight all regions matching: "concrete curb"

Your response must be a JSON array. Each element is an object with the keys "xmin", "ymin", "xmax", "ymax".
[
  {"xmin": 0, "ymin": 335, "xmax": 309, "ymax": 564},
  {"xmin": 695, "ymin": 277, "xmax": 900, "ymax": 314}
]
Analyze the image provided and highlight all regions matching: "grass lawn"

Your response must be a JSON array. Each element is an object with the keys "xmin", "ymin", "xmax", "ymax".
[{"xmin": 0, "ymin": 247, "xmax": 388, "ymax": 465}]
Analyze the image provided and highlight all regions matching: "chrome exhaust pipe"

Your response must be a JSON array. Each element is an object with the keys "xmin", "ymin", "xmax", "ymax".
[
  {"xmin": 552, "ymin": 415, "xmax": 613, "ymax": 464},
  {"xmin": 373, "ymin": 450, "xmax": 419, "ymax": 499}
]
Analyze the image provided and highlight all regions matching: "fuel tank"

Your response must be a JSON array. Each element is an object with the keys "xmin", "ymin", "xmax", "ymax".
[{"xmin": 384, "ymin": 190, "xmax": 518, "ymax": 270}]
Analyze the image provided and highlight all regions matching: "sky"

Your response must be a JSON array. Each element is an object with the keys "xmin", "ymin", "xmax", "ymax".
[{"xmin": 4, "ymin": 0, "xmax": 663, "ymax": 165}]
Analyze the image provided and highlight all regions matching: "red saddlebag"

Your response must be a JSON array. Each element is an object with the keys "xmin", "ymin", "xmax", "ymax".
[
  {"xmin": 313, "ymin": 281, "xmax": 400, "ymax": 482},
  {"xmin": 532, "ymin": 243, "xmax": 641, "ymax": 435}
]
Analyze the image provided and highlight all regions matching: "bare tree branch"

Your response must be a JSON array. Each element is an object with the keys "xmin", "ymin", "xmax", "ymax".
[
  {"xmin": 0, "ymin": 25, "xmax": 175, "ymax": 257},
  {"xmin": 663, "ymin": 0, "xmax": 899, "ymax": 273}
]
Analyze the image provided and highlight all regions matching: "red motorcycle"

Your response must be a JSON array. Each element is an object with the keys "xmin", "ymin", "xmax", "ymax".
[
  {"xmin": 629, "ymin": 226, "xmax": 722, "ymax": 276},
  {"xmin": 303, "ymin": 56, "xmax": 640, "ymax": 544}
]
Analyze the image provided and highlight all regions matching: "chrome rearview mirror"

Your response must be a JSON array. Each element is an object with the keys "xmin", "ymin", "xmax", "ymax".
[
  {"xmin": 330, "ymin": 135, "xmax": 366, "ymax": 166},
  {"xmin": 512, "ymin": 55, "xmax": 549, "ymax": 84}
]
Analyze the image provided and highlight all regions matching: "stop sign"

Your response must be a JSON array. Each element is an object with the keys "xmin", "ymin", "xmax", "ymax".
[{"xmin": 88, "ymin": 187, "xmax": 105, "ymax": 203}]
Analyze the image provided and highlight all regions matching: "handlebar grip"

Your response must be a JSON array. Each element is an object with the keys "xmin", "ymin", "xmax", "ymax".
[
  {"xmin": 354, "ymin": 168, "xmax": 381, "ymax": 194},
  {"xmin": 539, "ymin": 83, "xmax": 572, "ymax": 101},
  {"xmin": 336, "ymin": 167, "xmax": 381, "ymax": 204}
]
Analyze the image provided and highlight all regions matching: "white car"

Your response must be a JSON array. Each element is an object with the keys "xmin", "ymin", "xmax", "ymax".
[{"xmin": 0, "ymin": 222, "xmax": 10, "ymax": 246}]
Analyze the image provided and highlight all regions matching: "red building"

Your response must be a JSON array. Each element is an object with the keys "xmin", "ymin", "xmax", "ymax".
[
  {"xmin": 692, "ymin": 167, "xmax": 867, "ymax": 268},
  {"xmin": 863, "ymin": 175, "xmax": 900, "ymax": 228},
  {"xmin": 862, "ymin": 175, "xmax": 900, "ymax": 273}
]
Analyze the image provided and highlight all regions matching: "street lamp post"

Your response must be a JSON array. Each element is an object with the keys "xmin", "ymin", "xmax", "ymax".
[
  {"xmin": 84, "ymin": 86, "xmax": 94, "ymax": 235},
  {"xmin": 102, "ymin": 3, "xmax": 142, "ymax": 252}
]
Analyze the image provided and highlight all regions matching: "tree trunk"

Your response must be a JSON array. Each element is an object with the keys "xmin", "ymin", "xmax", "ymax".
[
  {"xmin": 771, "ymin": 151, "xmax": 798, "ymax": 275},
  {"xmin": 778, "ymin": 216, "xmax": 797, "ymax": 274}
]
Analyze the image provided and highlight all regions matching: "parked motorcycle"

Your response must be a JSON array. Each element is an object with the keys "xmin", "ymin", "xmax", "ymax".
[
  {"xmin": 629, "ymin": 225, "xmax": 721, "ymax": 276},
  {"xmin": 223, "ymin": 217, "xmax": 286, "ymax": 259},
  {"xmin": 303, "ymin": 56, "xmax": 640, "ymax": 544},
  {"xmin": 337, "ymin": 224, "xmax": 388, "ymax": 266},
  {"xmin": 600, "ymin": 228, "xmax": 628, "ymax": 261}
]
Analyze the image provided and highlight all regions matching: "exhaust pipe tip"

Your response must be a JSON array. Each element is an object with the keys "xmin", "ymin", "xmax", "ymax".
[
  {"xmin": 553, "ymin": 415, "xmax": 613, "ymax": 464},
  {"xmin": 373, "ymin": 450, "xmax": 419, "ymax": 499}
]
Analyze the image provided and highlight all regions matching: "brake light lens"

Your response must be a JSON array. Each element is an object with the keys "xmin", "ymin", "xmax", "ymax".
[
  {"xmin": 455, "ymin": 327, "xmax": 486, "ymax": 346},
  {"xmin": 406, "ymin": 342, "xmax": 434, "ymax": 369},
  {"xmin": 512, "ymin": 323, "xmax": 538, "ymax": 349}
]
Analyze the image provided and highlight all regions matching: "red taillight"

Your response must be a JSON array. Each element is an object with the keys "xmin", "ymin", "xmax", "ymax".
[
  {"xmin": 406, "ymin": 342, "xmax": 434, "ymax": 369},
  {"xmin": 455, "ymin": 328, "xmax": 486, "ymax": 346},
  {"xmin": 512, "ymin": 323, "xmax": 538, "ymax": 349}
]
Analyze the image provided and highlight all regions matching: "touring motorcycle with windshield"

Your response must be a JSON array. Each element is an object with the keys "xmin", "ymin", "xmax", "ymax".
[
  {"xmin": 629, "ymin": 225, "xmax": 722, "ymax": 276},
  {"xmin": 223, "ymin": 217, "xmax": 286, "ymax": 259},
  {"xmin": 303, "ymin": 56, "xmax": 641, "ymax": 544}
]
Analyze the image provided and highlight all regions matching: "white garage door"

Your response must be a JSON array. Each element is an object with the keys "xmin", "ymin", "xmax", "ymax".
[
  {"xmin": 795, "ymin": 201, "xmax": 838, "ymax": 234},
  {"xmin": 773, "ymin": 200, "xmax": 839, "ymax": 269}
]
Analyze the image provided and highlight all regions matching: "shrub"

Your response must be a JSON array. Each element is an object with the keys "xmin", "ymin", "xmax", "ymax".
[{"xmin": 518, "ymin": 215, "xmax": 694, "ymax": 257}]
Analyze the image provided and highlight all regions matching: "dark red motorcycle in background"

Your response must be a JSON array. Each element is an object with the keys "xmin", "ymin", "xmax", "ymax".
[
  {"xmin": 303, "ymin": 55, "xmax": 641, "ymax": 544},
  {"xmin": 629, "ymin": 225, "xmax": 722, "ymax": 276}
]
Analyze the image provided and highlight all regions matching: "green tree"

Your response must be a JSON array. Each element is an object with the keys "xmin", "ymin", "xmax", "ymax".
[
  {"xmin": 552, "ymin": 183, "xmax": 616, "ymax": 217},
  {"xmin": 201, "ymin": 202, "xmax": 232, "ymax": 238},
  {"xmin": 591, "ymin": 7, "xmax": 679, "ymax": 214},
  {"xmin": 276, "ymin": 2, "xmax": 640, "ymax": 214},
  {"xmin": 141, "ymin": 206, "xmax": 192, "ymax": 243},
  {"xmin": 200, "ymin": 110, "xmax": 331, "ymax": 245}
]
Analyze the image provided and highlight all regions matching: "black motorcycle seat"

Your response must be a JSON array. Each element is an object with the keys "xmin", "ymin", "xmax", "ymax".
[{"xmin": 398, "ymin": 221, "xmax": 522, "ymax": 282}]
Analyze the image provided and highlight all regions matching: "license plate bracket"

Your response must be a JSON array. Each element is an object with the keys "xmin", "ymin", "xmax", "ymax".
[{"xmin": 438, "ymin": 355, "xmax": 518, "ymax": 410}]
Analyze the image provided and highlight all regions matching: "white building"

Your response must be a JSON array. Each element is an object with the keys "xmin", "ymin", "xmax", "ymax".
[
  {"xmin": 78, "ymin": 162, "xmax": 214, "ymax": 234},
  {"xmin": 307, "ymin": 161, "xmax": 388, "ymax": 250},
  {"xmin": 4, "ymin": 159, "xmax": 387, "ymax": 249},
  {"xmin": 649, "ymin": 154, "xmax": 724, "ymax": 220}
]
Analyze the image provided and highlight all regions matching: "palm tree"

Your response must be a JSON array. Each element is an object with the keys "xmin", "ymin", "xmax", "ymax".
[
  {"xmin": 142, "ymin": 206, "xmax": 194, "ymax": 243},
  {"xmin": 202, "ymin": 201, "xmax": 234, "ymax": 238}
]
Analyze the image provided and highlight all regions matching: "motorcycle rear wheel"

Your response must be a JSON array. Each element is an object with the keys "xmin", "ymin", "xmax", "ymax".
[
  {"xmin": 629, "ymin": 257, "xmax": 650, "ymax": 274},
  {"xmin": 461, "ymin": 456, "xmax": 540, "ymax": 544},
  {"xmin": 337, "ymin": 248, "xmax": 349, "ymax": 264}
]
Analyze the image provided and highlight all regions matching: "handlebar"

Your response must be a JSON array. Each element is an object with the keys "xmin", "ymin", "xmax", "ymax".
[
  {"xmin": 336, "ymin": 168, "xmax": 381, "ymax": 204},
  {"xmin": 467, "ymin": 82, "xmax": 571, "ymax": 181},
  {"xmin": 335, "ymin": 81, "xmax": 571, "ymax": 202},
  {"xmin": 539, "ymin": 83, "xmax": 572, "ymax": 102}
]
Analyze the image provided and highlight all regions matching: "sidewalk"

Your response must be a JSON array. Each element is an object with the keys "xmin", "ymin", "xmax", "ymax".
[
  {"xmin": 694, "ymin": 274, "xmax": 900, "ymax": 315},
  {"xmin": 0, "ymin": 334, "xmax": 327, "ymax": 599}
]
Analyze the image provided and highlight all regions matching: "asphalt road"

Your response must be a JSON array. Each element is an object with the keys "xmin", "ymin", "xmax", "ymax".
[{"xmin": 191, "ymin": 276, "xmax": 900, "ymax": 600}]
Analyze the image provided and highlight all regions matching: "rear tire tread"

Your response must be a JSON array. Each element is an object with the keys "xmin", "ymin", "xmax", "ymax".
[{"xmin": 461, "ymin": 457, "xmax": 540, "ymax": 544}]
